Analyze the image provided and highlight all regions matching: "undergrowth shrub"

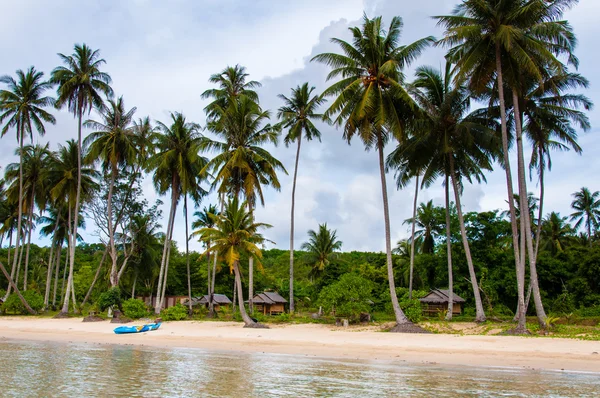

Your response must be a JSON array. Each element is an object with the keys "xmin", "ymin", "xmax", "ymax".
[
  {"xmin": 2, "ymin": 291, "xmax": 44, "ymax": 314},
  {"xmin": 161, "ymin": 304, "xmax": 188, "ymax": 321},
  {"xmin": 122, "ymin": 299, "xmax": 148, "ymax": 319}
]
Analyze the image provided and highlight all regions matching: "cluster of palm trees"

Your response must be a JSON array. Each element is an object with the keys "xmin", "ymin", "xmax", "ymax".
[{"xmin": 0, "ymin": 1, "xmax": 592, "ymax": 332}]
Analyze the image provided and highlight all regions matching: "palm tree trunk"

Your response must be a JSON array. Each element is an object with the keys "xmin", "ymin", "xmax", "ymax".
[
  {"xmin": 15, "ymin": 232, "xmax": 26, "ymax": 289},
  {"xmin": 61, "ymin": 106, "xmax": 84, "ymax": 314},
  {"xmin": 247, "ymin": 202, "xmax": 254, "ymax": 314},
  {"xmin": 449, "ymin": 156, "xmax": 486, "ymax": 322},
  {"xmin": 232, "ymin": 276, "xmax": 237, "ymax": 314},
  {"xmin": 234, "ymin": 261, "xmax": 255, "ymax": 326},
  {"xmin": 289, "ymin": 136, "xmax": 302, "ymax": 313},
  {"xmin": 495, "ymin": 44, "xmax": 526, "ymax": 332},
  {"xmin": 160, "ymin": 224, "xmax": 175, "ymax": 310},
  {"xmin": 61, "ymin": 202, "xmax": 74, "ymax": 314},
  {"xmin": 444, "ymin": 175, "xmax": 454, "ymax": 321},
  {"xmin": 408, "ymin": 174, "xmax": 419, "ymax": 300},
  {"xmin": 513, "ymin": 90, "xmax": 547, "ymax": 328},
  {"xmin": 6, "ymin": 232, "xmax": 12, "ymax": 278},
  {"xmin": 184, "ymin": 195, "xmax": 193, "ymax": 315},
  {"xmin": 6, "ymin": 124, "xmax": 25, "ymax": 300},
  {"xmin": 107, "ymin": 164, "xmax": 119, "ymax": 287},
  {"xmin": 81, "ymin": 247, "xmax": 108, "ymax": 308},
  {"xmin": 60, "ymin": 241, "xmax": 69, "ymax": 304},
  {"xmin": 209, "ymin": 250, "xmax": 218, "ymax": 316},
  {"xmin": 207, "ymin": 249, "xmax": 213, "ymax": 316},
  {"xmin": 52, "ymin": 242, "xmax": 63, "ymax": 306},
  {"xmin": 131, "ymin": 270, "xmax": 138, "ymax": 299},
  {"xmin": 534, "ymin": 149, "xmax": 544, "ymax": 259},
  {"xmin": 377, "ymin": 132, "xmax": 409, "ymax": 326},
  {"xmin": 0, "ymin": 261, "xmax": 35, "ymax": 314},
  {"xmin": 154, "ymin": 177, "xmax": 178, "ymax": 314},
  {"xmin": 23, "ymin": 192, "xmax": 35, "ymax": 291},
  {"xmin": 44, "ymin": 238, "xmax": 57, "ymax": 309}
]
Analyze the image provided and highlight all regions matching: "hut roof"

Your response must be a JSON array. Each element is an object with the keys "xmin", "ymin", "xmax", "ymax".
[
  {"xmin": 251, "ymin": 291, "xmax": 288, "ymax": 304},
  {"xmin": 198, "ymin": 294, "xmax": 232, "ymax": 305},
  {"xmin": 419, "ymin": 289, "xmax": 466, "ymax": 304}
]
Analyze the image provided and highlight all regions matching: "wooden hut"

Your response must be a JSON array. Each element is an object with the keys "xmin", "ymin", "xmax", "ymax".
[
  {"xmin": 250, "ymin": 291, "xmax": 287, "ymax": 315},
  {"xmin": 184, "ymin": 294, "xmax": 232, "ymax": 310},
  {"xmin": 419, "ymin": 289, "xmax": 466, "ymax": 315},
  {"xmin": 138, "ymin": 295, "xmax": 187, "ymax": 310}
]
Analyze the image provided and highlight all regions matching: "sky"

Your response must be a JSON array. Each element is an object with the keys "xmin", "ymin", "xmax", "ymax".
[{"xmin": 0, "ymin": 0, "xmax": 598, "ymax": 253}]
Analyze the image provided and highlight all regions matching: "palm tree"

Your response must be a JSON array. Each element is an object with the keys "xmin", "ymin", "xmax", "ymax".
[
  {"xmin": 198, "ymin": 197, "xmax": 272, "ymax": 327},
  {"xmin": 403, "ymin": 200, "xmax": 441, "ymax": 255},
  {"xmin": 435, "ymin": 0, "xmax": 579, "ymax": 328},
  {"xmin": 301, "ymin": 223, "xmax": 342, "ymax": 279},
  {"xmin": 570, "ymin": 187, "xmax": 600, "ymax": 244},
  {"xmin": 128, "ymin": 214, "xmax": 163, "ymax": 299},
  {"xmin": 192, "ymin": 204, "xmax": 219, "ymax": 315},
  {"xmin": 38, "ymin": 201, "xmax": 68, "ymax": 308},
  {"xmin": 47, "ymin": 140, "xmax": 99, "ymax": 311},
  {"xmin": 202, "ymin": 96, "xmax": 286, "ymax": 313},
  {"xmin": 148, "ymin": 112, "xmax": 205, "ymax": 314},
  {"xmin": 201, "ymin": 64, "xmax": 261, "ymax": 122},
  {"xmin": 312, "ymin": 15, "xmax": 433, "ymax": 329},
  {"xmin": 51, "ymin": 43, "xmax": 113, "ymax": 314},
  {"xmin": 541, "ymin": 212, "xmax": 575, "ymax": 255},
  {"xmin": 4, "ymin": 144, "xmax": 53, "ymax": 290},
  {"xmin": 84, "ymin": 96, "xmax": 137, "ymax": 287},
  {"xmin": 0, "ymin": 67, "xmax": 55, "ymax": 299},
  {"xmin": 524, "ymin": 72, "xmax": 591, "ymax": 254},
  {"xmin": 277, "ymin": 83, "xmax": 325, "ymax": 313}
]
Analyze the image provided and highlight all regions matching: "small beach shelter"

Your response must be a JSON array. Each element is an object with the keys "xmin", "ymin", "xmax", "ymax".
[
  {"xmin": 250, "ymin": 291, "xmax": 288, "ymax": 315},
  {"xmin": 419, "ymin": 289, "xmax": 466, "ymax": 315},
  {"xmin": 184, "ymin": 294, "xmax": 232, "ymax": 310}
]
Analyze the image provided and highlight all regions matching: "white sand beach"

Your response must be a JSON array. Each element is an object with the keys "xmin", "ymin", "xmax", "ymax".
[{"xmin": 0, "ymin": 317, "xmax": 598, "ymax": 372}]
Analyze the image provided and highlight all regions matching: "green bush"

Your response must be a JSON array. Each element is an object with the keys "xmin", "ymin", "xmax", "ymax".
[
  {"xmin": 575, "ymin": 305, "xmax": 600, "ymax": 317},
  {"xmin": 161, "ymin": 304, "xmax": 188, "ymax": 321},
  {"xmin": 275, "ymin": 312, "xmax": 291, "ymax": 322},
  {"xmin": 97, "ymin": 287, "xmax": 122, "ymax": 311},
  {"xmin": 2, "ymin": 291, "xmax": 44, "ymax": 314},
  {"xmin": 122, "ymin": 299, "xmax": 148, "ymax": 319},
  {"xmin": 399, "ymin": 298, "xmax": 422, "ymax": 323},
  {"xmin": 318, "ymin": 273, "xmax": 373, "ymax": 322}
]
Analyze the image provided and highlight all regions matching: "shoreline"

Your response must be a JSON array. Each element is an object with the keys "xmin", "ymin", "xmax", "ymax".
[{"xmin": 0, "ymin": 318, "xmax": 599, "ymax": 372}]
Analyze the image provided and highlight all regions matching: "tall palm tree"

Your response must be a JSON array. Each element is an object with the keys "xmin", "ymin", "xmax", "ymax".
[
  {"xmin": 403, "ymin": 200, "xmax": 441, "ymax": 255},
  {"xmin": 541, "ymin": 212, "xmax": 575, "ymax": 255},
  {"xmin": 202, "ymin": 96, "xmax": 286, "ymax": 313},
  {"xmin": 277, "ymin": 83, "xmax": 325, "ymax": 313},
  {"xmin": 570, "ymin": 187, "xmax": 600, "ymax": 245},
  {"xmin": 312, "ymin": 15, "xmax": 433, "ymax": 329},
  {"xmin": 435, "ymin": 0, "xmax": 579, "ymax": 329},
  {"xmin": 0, "ymin": 67, "xmax": 55, "ymax": 299},
  {"xmin": 300, "ymin": 223, "xmax": 342, "ymax": 279},
  {"xmin": 524, "ymin": 72, "xmax": 591, "ymax": 254},
  {"xmin": 198, "ymin": 197, "xmax": 272, "ymax": 327},
  {"xmin": 4, "ymin": 144, "xmax": 52, "ymax": 290},
  {"xmin": 201, "ymin": 64, "xmax": 261, "ymax": 122},
  {"xmin": 148, "ymin": 112, "xmax": 205, "ymax": 314},
  {"xmin": 51, "ymin": 43, "xmax": 113, "ymax": 314},
  {"xmin": 128, "ymin": 214, "xmax": 163, "ymax": 299},
  {"xmin": 84, "ymin": 96, "xmax": 137, "ymax": 287},
  {"xmin": 192, "ymin": 204, "xmax": 219, "ymax": 315},
  {"xmin": 47, "ymin": 140, "xmax": 99, "ymax": 311}
]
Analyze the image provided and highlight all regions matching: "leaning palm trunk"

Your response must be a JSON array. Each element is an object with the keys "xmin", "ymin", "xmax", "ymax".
[
  {"xmin": 495, "ymin": 45, "xmax": 526, "ymax": 332},
  {"xmin": 209, "ymin": 251, "xmax": 218, "ymax": 316},
  {"xmin": 449, "ymin": 157, "xmax": 486, "ymax": 322},
  {"xmin": 233, "ymin": 261, "xmax": 255, "ymax": 326},
  {"xmin": 184, "ymin": 196, "xmax": 193, "ymax": 315},
  {"xmin": 61, "ymin": 107, "xmax": 84, "ymax": 314},
  {"xmin": 43, "ymin": 237, "xmax": 57, "ymax": 308},
  {"xmin": 61, "ymin": 202, "xmax": 75, "ymax": 313},
  {"xmin": 154, "ymin": 178, "xmax": 178, "ymax": 314},
  {"xmin": 444, "ymin": 176, "xmax": 454, "ymax": 321},
  {"xmin": 15, "ymin": 234, "xmax": 26, "ymax": 290},
  {"xmin": 408, "ymin": 174, "xmax": 419, "ymax": 300},
  {"xmin": 81, "ymin": 248, "xmax": 109, "ymax": 308},
  {"xmin": 0, "ymin": 261, "xmax": 36, "ymax": 314},
  {"xmin": 23, "ymin": 192, "xmax": 36, "ymax": 291},
  {"xmin": 52, "ymin": 243, "xmax": 63, "ymax": 306},
  {"xmin": 377, "ymin": 133, "xmax": 410, "ymax": 326},
  {"xmin": 289, "ymin": 136, "xmax": 302, "ymax": 312},
  {"xmin": 248, "ymin": 203, "xmax": 254, "ymax": 314},
  {"xmin": 513, "ymin": 91, "xmax": 547, "ymax": 328},
  {"xmin": 6, "ymin": 128, "xmax": 25, "ymax": 300},
  {"xmin": 535, "ymin": 149, "xmax": 544, "ymax": 259}
]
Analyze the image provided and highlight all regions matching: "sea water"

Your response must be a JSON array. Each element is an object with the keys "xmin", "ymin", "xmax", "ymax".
[{"xmin": 0, "ymin": 340, "xmax": 598, "ymax": 397}]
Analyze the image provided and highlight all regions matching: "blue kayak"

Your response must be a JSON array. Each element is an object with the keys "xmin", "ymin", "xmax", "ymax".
[{"xmin": 113, "ymin": 323, "xmax": 161, "ymax": 334}]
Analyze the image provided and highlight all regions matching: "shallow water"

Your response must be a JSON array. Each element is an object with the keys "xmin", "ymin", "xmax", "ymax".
[{"xmin": 0, "ymin": 340, "xmax": 598, "ymax": 397}]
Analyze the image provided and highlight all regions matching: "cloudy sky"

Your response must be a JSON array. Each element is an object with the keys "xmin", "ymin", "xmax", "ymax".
[{"xmin": 1, "ymin": 0, "xmax": 597, "ymax": 253}]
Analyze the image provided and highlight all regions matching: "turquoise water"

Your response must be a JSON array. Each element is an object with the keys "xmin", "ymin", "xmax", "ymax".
[{"xmin": 0, "ymin": 340, "xmax": 598, "ymax": 397}]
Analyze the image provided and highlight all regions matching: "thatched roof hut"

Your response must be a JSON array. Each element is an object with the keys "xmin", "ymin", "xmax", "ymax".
[
  {"xmin": 183, "ymin": 294, "xmax": 232, "ymax": 309},
  {"xmin": 250, "ymin": 291, "xmax": 287, "ymax": 315},
  {"xmin": 419, "ymin": 289, "xmax": 466, "ymax": 315}
]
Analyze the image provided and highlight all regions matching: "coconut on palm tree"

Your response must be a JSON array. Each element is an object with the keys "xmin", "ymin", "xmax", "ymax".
[
  {"xmin": 301, "ymin": 223, "xmax": 342, "ymax": 280},
  {"xmin": 277, "ymin": 82, "xmax": 325, "ymax": 313},
  {"xmin": 85, "ymin": 96, "xmax": 137, "ymax": 288},
  {"xmin": 198, "ymin": 197, "xmax": 272, "ymax": 328},
  {"xmin": 570, "ymin": 187, "xmax": 600, "ymax": 244},
  {"xmin": 148, "ymin": 112, "xmax": 206, "ymax": 314},
  {"xmin": 0, "ymin": 67, "xmax": 55, "ymax": 300},
  {"xmin": 312, "ymin": 14, "xmax": 433, "ymax": 331},
  {"xmin": 51, "ymin": 43, "xmax": 113, "ymax": 314}
]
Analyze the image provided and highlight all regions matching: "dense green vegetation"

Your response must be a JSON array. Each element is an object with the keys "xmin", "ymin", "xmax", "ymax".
[{"xmin": 0, "ymin": 0, "xmax": 597, "ymax": 334}]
